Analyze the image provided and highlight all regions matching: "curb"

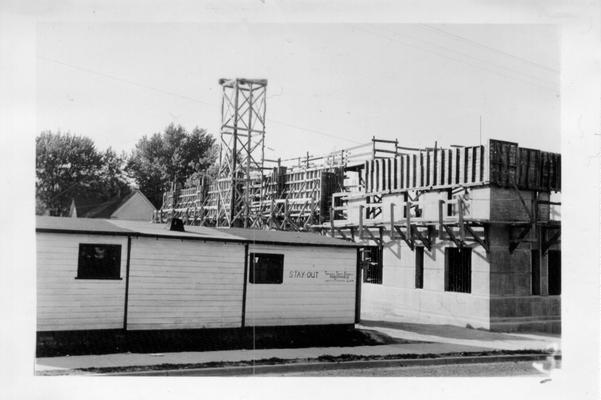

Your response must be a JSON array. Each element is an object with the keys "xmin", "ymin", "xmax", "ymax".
[{"xmin": 103, "ymin": 353, "xmax": 561, "ymax": 376}]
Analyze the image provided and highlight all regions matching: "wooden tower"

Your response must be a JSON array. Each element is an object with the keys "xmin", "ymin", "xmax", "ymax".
[{"xmin": 215, "ymin": 78, "xmax": 268, "ymax": 227}]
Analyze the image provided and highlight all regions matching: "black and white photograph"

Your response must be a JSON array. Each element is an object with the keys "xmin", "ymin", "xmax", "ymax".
[{"xmin": 0, "ymin": 1, "xmax": 599, "ymax": 399}]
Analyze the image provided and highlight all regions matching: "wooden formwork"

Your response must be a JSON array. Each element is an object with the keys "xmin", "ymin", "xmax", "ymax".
[{"xmin": 362, "ymin": 139, "xmax": 561, "ymax": 195}]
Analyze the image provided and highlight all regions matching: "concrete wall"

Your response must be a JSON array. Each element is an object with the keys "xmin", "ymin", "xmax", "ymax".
[
  {"xmin": 36, "ymin": 232, "xmax": 128, "ymax": 331},
  {"xmin": 356, "ymin": 187, "xmax": 560, "ymax": 332},
  {"xmin": 245, "ymin": 244, "xmax": 357, "ymax": 327},
  {"xmin": 126, "ymin": 237, "xmax": 245, "ymax": 330},
  {"xmin": 488, "ymin": 224, "xmax": 561, "ymax": 333},
  {"xmin": 360, "ymin": 232, "xmax": 491, "ymax": 329}
]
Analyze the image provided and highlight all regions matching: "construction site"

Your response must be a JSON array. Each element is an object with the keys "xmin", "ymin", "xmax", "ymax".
[{"xmin": 157, "ymin": 78, "xmax": 562, "ymax": 332}]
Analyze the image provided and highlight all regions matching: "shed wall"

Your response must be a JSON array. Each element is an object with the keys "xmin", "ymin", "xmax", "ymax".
[
  {"xmin": 126, "ymin": 237, "xmax": 245, "ymax": 330},
  {"xmin": 245, "ymin": 244, "xmax": 357, "ymax": 327},
  {"xmin": 36, "ymin": 233, "xmax": 128, "ymax": 331}
]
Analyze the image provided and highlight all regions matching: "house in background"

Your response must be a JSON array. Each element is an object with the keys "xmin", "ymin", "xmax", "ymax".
[{"xmin": 69, "ymin": 189, "xmax": 156, "ymax": 221}]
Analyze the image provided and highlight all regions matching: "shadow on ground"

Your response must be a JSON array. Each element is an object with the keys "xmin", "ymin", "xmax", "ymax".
[{"xmin": 360, "ymin": 320, "xmax": 548, "ymax": 341}]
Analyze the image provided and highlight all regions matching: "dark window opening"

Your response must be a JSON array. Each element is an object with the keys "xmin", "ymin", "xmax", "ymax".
[
  {"xmin": 531, "ymin": 249, "xmax": 541, "ymax": 295},
  {"xmin": 415, "ymin": 246, "xmax": 424, "ymax": 289},
  {"xmin": 548, "ymin": 250, "xmax": 561, "ymax": 295},
  {"xmin": 444, "ymin": 247, "xmax": 471, "ymax": 293},
  {"xmin": 446, "ymin": 189, "xmax": 453, "ymax": 217},
  {"xmin": 249, "ymin": 253, "xmax": 284, "ymax": 284},
  {"xmin": 77, "ymin": 244, "xmax": 121, "ymax": 279},
  {"xmin": 361, "ymin": 246, "xmax": 382, "ymax": 284}
]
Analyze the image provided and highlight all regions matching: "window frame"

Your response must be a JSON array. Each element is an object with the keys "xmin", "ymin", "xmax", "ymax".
[
  {"xmin": 248, "ymin": 252, "xmax": 285, "ymax": 284},
  {"xmin": 444, "ymin": 247, "xmax": 472, "ymax": 293},
  {"xmin": 76, "ymin": 243, "xmax": 122, "ymax": 280},
  {"xmin": 361, "ymin": 246, "xmax": 383, "ymax": 284}
]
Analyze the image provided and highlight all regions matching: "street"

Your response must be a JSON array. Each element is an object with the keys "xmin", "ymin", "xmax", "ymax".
[{"xmin": 251, "ymin": 360, "xmax": 559, "ymax": 377}]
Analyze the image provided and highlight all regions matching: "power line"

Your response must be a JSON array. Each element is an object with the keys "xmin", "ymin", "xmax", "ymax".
[
  {"xmin": 38, "ymin": 56, "xmax": 217, "ymax": 107},
  {"xmin": 352, "ymin": 25, "xmax": 557, "ymax": 92},
  {"xmin": 419, "ymin": 24, "xmax": 559, "ymax": 73},
  {"xmin": 38, "ymin": 56, "xmax": 362, "ymax": 145}
]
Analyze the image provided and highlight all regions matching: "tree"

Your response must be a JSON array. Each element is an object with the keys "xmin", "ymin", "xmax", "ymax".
[
  {"xmin": 126, "ymin": 124, "xmax": 216, "ymax": 208},
  {"xmin": 36, "ymin": 131, "xmax": 129, "ymax": 216}
]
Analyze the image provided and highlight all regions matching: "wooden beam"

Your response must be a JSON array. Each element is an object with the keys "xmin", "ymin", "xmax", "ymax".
[
  {"xmin": 394, "ymin": 225, "xmax": 414, "ymax": 250},
  {"xmin": 509, "ymin": 225, "xmax": 532, "ymax": 253},
  {"xmin": 542, "ymin": 229, "xmax": 561, "ymax": 256},
  {"xmin": 464, "ymin": 224, "xmax": 489, "ymax": 253},
  {"xmin": 443, "ymin": 224, "xmax": 463, "ymax": 248},
  {"xmin": 413, "ymin": 226, "xmax": 432, "ymax": 251}
]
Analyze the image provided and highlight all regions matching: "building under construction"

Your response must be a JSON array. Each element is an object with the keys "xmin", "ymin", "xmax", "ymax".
[{"xmin": 158, "ymin": 78, "xmax": 561, "ymax": 332}]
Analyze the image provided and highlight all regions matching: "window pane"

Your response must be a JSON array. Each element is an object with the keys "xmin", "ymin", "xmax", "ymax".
[
  {"xmin": 249, "ymin": 253, "xmax": 284, "ymax": 284},
  {"xmin": 77, "ymin": 244, "xmax": 121, "ymax": 279},
  {"xmin": 361, "ymin": 246, "xmax": 382, "ymax": 284},
  {"xmin": 445, "ymin": 247, "xmax": 471, "ymax": 293},
  {"xmin": 415, "ymin": 246, "xmax": 424, "ymax": 289}
]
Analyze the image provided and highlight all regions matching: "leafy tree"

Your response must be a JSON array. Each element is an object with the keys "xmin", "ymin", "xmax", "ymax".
[
  {"xmin": 35, "ymin": 131, "xmax": 129, "ymax": 216},
  {"xmin": 126, "ymin": 124, "xmax": 216, "ymax": 208}
]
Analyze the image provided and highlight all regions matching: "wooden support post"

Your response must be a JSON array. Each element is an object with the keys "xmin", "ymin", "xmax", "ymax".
[
  {"xmin": 330, "ymin": 206, "xmax": 335, "ymax": 237},
  {"xmin": 438, "ymin": 199, "xmax": 444, "ymax": 240},
  {"xmin": 390, "ymin": 203, "xmax": 396, "ymax": 239},
  {"xmin": 406, "ymin": 200, "xmax": 411, "ymax": 239},
  {"xmin": 283, "ymin": 198, "xmax": 289, "ymax": 230},
  {"xmin": 458, "ymin": 197, "xmax": 465, "ymax": 242},
  {"xmin": 359, "ymin": 205, "xmax": 364, "ymax": 240},
  {"xmin": 372, "ymin": 136, "xmax": 376, "ymax": 160}
]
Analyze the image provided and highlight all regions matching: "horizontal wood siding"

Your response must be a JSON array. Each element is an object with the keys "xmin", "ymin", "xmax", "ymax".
[
  {"xmin": 37, "ymin": 233, "xmax": 127, "ymax": 331},
  {"xmin": 127, "ymin": 237, "xmax": 245, "ymax": 330},
  {"xmin": 245, "ymin": 244, "xmax": 357, "ymax": 326}
]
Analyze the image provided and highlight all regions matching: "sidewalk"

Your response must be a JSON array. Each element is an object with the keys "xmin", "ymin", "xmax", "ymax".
[{"xmin": 35, "ymin": 322, "xmax": 560, "ymax": 374}]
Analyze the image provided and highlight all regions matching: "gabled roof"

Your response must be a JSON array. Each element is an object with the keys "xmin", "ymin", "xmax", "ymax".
[
  {"xmin": 36, "ymin": 217, "xmax": 358, "ymax": 248},
  {"xmin": 71, "ymin": 190, "xmax": 154, "ymax": 219}
]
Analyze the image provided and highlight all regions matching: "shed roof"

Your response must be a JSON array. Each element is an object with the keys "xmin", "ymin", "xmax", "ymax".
[
  {"xmin": 36, "ymin": 217, "xmax": 357, "ymax": 248},
  {"xmin": 36, "ymin": 216, "xmax": 133, "ymax": 234},
  {"xmin": 218, "ymin": 227, "xmax": 358, "ymax": 247}
]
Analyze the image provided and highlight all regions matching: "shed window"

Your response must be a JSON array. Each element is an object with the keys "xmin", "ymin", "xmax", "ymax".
[
  {"xmin": 77, "ymin": 244, "xmax": 121, "ymax": 279},
  {"xmin": 415, "ymin": 246, "xmax": 424, "ymax": 289},
  {"xmin": 361, "ymin": 246, "xmax": 382, "ymax": 284},
  {"xmin": 444, "ymin": 247, "xmax": 471, "ymax": 293},
  {"xmin": 548, "ymin": 250, "xmax": 561, "ymax": 296},
  {"xmin": 249, "ymin": 253, "xmax": 284, "ymax": 284}
]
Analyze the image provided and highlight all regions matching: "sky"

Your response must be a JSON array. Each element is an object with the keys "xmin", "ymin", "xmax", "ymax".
[{"xmin": 36, "ymin": 23, "xmax": 560, "ymax": 160}]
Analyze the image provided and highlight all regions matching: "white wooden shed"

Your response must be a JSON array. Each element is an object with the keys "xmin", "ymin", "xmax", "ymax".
[{"xmin": 36, "ymin": 217, "xmax": 359, "ymax": 336}]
